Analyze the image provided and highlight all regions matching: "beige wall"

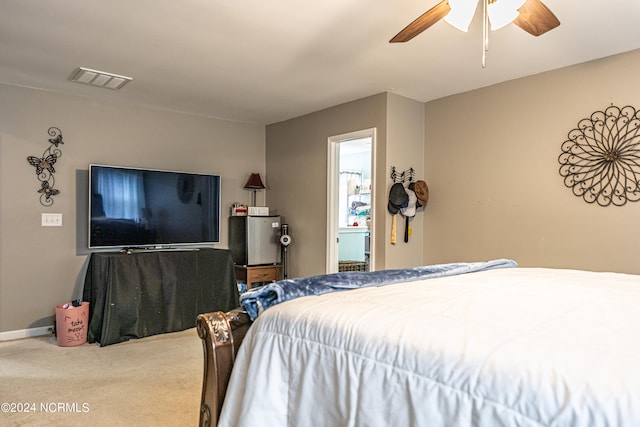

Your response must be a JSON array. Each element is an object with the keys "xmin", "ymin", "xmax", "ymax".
[
  {"xmin": 385, "ymin": 93, "xmax": 425, "ymax": 269},
  {"xmin": 266, "ymin": 94, "xmax": 387, "ymax": 277},
  {"xmin": 266, "ymin": 93, "xmax": 388, "ymax": 278},
  {"xmin": 5, "ymin": 48, "xmax": 639, "ymax": 334},
  {"xmin": 266, "ymin": 92, "xmax": 426, "ymax": 278},
  {"xmin": 0, "ymin": 84, "xmax": 265, "ymax": 333},
  {"xmin": 423, "ymin": 49, "xmax": 640, "ymax": 274}
]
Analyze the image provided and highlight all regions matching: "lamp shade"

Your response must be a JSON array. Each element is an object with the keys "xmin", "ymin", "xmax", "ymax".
[
  {"xmin": 444, "ymin": 0, "xmax": 479, "ymax": 32},
  {"xmin": 488, "ymin": 0, "xmax": 525, "ymax": 30},
  {"xmin": 244, "ymin": 173, "xmax": 265, "ymax": 190}
]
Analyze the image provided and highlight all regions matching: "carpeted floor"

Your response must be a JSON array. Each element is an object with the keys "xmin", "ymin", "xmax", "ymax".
[{"xmin": 0, "ymin": 328, "xmax": 203, "ymax": 426}]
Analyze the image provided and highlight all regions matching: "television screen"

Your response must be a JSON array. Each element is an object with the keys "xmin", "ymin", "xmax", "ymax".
[{"xmin": 88, "ymin": 164, "xmax": 221, "ymax": 249}]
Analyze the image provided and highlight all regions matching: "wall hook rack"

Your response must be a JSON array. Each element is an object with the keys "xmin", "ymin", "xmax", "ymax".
[{"xmin": 390, "ymin": 166, "xmax": 415, "ymax": 184}]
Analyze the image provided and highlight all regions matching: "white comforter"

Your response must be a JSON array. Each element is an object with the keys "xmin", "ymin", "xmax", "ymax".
[{"xmin": 219, "ymin": 268, "xmax": 640, "ymax": 427}]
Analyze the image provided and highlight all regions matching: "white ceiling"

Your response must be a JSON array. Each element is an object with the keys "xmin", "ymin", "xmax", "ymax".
[{"xmin": 2, "ymin": 0, "xmax": 639, "ymax": 125}]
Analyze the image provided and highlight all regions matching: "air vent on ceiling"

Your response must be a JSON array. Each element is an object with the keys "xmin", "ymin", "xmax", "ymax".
[{"xmin": 70, "ymin": 67, "xmax": 133, "ymax": 90}]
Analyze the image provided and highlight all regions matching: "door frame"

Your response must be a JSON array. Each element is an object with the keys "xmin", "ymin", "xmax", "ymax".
[{"xmin": 326, "ymin": 128, "xmax": 376, "ymax": 273}]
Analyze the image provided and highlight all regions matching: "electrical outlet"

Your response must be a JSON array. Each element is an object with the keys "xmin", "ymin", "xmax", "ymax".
[{"xmin": 42, "ymin": 213, "xmax": 63, "ymax": 227}]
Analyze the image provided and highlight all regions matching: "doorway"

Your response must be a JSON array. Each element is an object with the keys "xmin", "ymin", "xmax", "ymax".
[{"xmin": 327, "ymin": 129, "xmax": 376, "ymax": 274}]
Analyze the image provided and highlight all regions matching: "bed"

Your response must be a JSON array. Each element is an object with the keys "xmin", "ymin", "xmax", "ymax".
[{"xmin": 196, "ymin": 260, "xmax": 640, "ymax": 427}]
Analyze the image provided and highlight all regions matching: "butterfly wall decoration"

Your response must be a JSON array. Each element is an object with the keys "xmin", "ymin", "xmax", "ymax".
[{"xmin": 26, "ymin": 127, "xmax": 64, "ymax": 206}]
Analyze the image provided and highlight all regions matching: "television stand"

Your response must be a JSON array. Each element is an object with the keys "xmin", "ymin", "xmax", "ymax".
[
  {"xmin": 121, "ymin": 246, "xmax": 201, "ymax": 254},
  {"xmin": 83, "ymin": 248, "xmax": 238, "ymax": 346}
]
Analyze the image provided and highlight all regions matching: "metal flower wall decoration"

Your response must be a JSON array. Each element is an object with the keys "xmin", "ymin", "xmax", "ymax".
[
  {"xmin": 558, "ymin": 105, "xmax": 640, "ymax": 207},
  {"xmin": 27, "ymin": 127, "xmax": 64, "ymax": 206}
]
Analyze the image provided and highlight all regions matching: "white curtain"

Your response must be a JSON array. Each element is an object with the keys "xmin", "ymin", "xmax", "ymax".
[{"xmin": 96, "ymin": 169, "xmax": 145, "ymax": 220}]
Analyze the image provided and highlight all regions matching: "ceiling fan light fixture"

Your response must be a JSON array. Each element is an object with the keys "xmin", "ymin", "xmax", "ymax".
[
  {"xmin": 389, "ymin": 0, "xmax": 559, "ymax": 65},
  {"xmin": 444, "ymin": 0, "xmax": 479, "ymax": 32},
  {"xmin": 487, "ymin": 0, "xmax": 526, "ymax": 30}
]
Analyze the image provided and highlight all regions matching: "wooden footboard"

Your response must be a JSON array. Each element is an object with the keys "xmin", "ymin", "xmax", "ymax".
[{"xmin": 196, "ymin": 308, "xmax": 252, "ymax": 427}]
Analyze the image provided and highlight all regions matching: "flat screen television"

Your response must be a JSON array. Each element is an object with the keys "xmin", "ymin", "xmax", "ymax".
[{"xmin": 88, "ymin": 164, "xmax": 221, "ymax": 249}]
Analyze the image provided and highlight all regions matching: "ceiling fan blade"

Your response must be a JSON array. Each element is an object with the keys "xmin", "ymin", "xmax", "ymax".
[
  {"xmin": 390, "ymin": 0, "xmax": 451, "ymax": 43},
  {"xmin": 513, "ymin": 0, "xmax": 560, "ymax": 36}
]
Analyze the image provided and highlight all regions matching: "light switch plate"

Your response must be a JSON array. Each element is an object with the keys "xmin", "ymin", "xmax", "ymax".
[{"xmin": 42, "ymin": 213, "xmax": 63, "ymax": 227}]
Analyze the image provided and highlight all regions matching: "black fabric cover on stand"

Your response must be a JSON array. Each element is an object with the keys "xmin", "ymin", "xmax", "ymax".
[{"xmin": 83, "ymin": 248, "xmax": 238, "ymax": 346}]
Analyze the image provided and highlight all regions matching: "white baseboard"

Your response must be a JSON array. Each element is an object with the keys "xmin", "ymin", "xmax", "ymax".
[{"xmin": 0, "ymin": 326, "xmax": 54, "ymax": 342}]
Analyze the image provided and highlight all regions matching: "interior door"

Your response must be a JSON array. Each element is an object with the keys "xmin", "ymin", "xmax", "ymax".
[{"xmin": 327, "ymin": 129, "xmax": 375, "ymax": 274}]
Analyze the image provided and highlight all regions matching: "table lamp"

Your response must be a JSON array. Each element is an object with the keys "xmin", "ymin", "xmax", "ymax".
[{"xmin": 244, "ymin": 173, "xmax": 265, "ymax": 206}]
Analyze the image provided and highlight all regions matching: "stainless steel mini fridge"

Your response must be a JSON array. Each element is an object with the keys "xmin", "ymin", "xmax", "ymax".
[{"xmin": 228, "ymin": 215, "xmax": 281, "ymax": 266}]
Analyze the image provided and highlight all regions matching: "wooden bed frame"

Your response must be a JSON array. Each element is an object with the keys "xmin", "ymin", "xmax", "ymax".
[{"xmin": 196, "ymin": 308, "xmax": 252, "ymax": 427}]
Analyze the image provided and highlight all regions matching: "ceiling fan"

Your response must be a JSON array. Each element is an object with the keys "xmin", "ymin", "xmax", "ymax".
[{"xmin": 390, "ymin": 0, "xmax": 560, "ymax": 42}]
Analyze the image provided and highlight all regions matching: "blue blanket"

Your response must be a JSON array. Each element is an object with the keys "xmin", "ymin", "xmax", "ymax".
[{"xmin": 240, "ymin": 259, "xmax": 518, "ymax": 320}]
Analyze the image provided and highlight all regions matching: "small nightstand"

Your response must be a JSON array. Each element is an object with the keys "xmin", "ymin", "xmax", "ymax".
[{"xmin": 235, "ymin": 264, "xmax": 281, "ymax": 290}]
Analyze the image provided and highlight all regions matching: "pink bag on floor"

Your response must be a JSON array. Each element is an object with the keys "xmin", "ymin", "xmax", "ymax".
[{"xmin": 55, "ymin": 302, "xmax": 89, "ymax": 347}]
